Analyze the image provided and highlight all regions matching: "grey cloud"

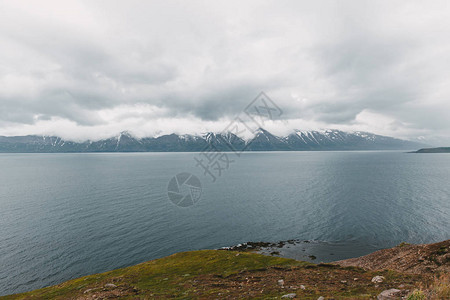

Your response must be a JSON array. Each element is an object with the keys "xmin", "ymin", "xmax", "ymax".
[{"xmin": 0, "ymin": 0, "xmax": 450, "ymax": 144}]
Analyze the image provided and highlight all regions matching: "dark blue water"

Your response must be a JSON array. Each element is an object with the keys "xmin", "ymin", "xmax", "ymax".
[{"xmin": 0, "ymin": 151, "xmax": 449, "ymax": 295}]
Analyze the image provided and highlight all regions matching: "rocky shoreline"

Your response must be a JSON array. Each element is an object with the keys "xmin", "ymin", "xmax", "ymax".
[
  {"xmin": 219, "ymin": 240, "xmax": 321, "ymax": 261},
  {"xmin": 220, "ymin": 239, "xmax": 376, "ymax": 264},
  {"xmin": 221, "ymin": 239, "xmax": 450, "ymax": 275}
]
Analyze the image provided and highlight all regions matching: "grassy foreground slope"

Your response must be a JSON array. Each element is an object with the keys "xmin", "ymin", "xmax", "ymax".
[{"xmin": 1, "ymin": 250, "xmax": 430, "ymax": 299}]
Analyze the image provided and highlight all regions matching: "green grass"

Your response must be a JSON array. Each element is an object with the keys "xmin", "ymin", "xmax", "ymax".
[
  {"xmin": 407, "ymin": 290, "xmax": 426, "ymax": 300},
  {"xmin": 2, "ymin": 250, "xmax": 308, "ymax": 299}
]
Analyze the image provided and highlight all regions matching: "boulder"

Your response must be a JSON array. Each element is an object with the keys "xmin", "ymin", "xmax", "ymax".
[
  {"xmin": 377, "ymin": 289, "xmax": 402, "ymax": 300},
  {"xmin": 371, "ymin": 275, "xmax": 385, "ymax": 283}
]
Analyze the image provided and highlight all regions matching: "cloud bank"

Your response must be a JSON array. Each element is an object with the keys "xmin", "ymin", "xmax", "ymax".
[{"xmin": 1, "ymin": 0, "xmax": 449, "ymax": 144}]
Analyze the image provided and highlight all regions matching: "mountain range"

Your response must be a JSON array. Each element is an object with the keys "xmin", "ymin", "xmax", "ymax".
[{"xmin": 0, "ymin": 129, "xmax": 427, "ymax": 153}]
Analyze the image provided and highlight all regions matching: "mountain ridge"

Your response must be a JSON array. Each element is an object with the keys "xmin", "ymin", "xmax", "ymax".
[{"xmin": 0, "ymin": 129, "xmax": 428, "ymax": 153}]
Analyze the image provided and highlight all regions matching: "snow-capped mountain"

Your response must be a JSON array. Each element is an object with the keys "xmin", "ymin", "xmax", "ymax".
[
  {"xmin": 284, "ymin": 129, "xmax": 422, "ymax": 150},
  {"xmin": 0, "ymin": 129, "xmax": 427, "ymax": 152}
]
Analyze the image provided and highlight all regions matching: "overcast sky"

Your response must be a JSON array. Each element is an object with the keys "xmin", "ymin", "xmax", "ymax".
[{"xmin": 1, "ymin": 0, "xmax": 449, "ymax": 144}]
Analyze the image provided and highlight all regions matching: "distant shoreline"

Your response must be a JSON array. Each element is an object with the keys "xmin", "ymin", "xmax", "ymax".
[
  {"xmin": 0, "ymin": 149, "xmax": 422, "ymax": 154},
  {"xmin": 413, "ymin": 147, "xmax": 450, "ymax": 153}
]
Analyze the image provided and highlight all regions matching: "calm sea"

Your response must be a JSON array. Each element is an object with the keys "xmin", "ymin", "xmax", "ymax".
[{"xmin": 0, "ymin": 151, "xmax": 449, "ymax": 295}]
